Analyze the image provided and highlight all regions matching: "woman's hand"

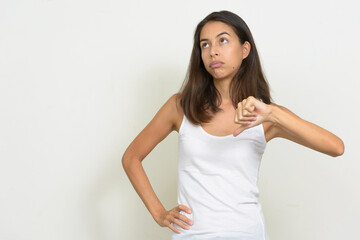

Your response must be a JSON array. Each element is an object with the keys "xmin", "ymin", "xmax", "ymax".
[
  {"xmin": 155, "ymin": 205, "xmax": 193, "ymax": 234},
  {"xmin": 233, "ymin": 96, "xmax": 272, "ymax": 136}
]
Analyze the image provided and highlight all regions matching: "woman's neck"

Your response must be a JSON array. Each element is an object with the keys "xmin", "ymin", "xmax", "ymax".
[{"xmin": 213, "ymin": 77, "xmax": 232, "ymax": 103}]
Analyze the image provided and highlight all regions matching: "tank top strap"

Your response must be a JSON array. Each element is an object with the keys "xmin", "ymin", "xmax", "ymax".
[
  {"xmin": 178, "ymin": 114, "xmax": 194, "ymax": 136},
  {"xmin": 178, "ymin": 114, "xmax": 186, "ymax": 135}
]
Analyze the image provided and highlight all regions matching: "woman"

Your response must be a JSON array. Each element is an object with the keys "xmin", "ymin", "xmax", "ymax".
[{"xmin": 122, "ymin": 10, "xmax": 344, "ymax": 240}]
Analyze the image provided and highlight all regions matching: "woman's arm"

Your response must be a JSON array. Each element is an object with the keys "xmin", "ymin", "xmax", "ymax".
[
  {"xmin": 122, "ymin": 94, "xmax": 179, "ymax": 222},
  {"xmin": 122, "ymin": 93, "xmax": 194, "ymax": 233},
  {"xmin": 234, "ymin": 97, "xmax": 344, "ymax": 157},
  {"xmin": 269, "ymin": 103, "xmax": 344, "ymax": 157}
]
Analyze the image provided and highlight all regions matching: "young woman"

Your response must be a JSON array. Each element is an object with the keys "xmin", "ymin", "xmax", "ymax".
[{"xmin": 122, "ymin": 10, "xmax": 344, "ymax": 240}]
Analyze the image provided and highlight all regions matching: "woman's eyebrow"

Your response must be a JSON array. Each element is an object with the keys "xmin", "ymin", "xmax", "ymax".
[{"xmin": 200, "ymin": 32, "xmax": 231, "ymax": 43}]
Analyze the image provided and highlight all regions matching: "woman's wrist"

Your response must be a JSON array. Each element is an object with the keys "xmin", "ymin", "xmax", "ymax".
[
  {"xmin": 267, "ymin": 103, "xmax": 281, "ymax": 125},
  {"xmin": 153, "ymin": 207, "xmax": 167, "ymax": 223}
]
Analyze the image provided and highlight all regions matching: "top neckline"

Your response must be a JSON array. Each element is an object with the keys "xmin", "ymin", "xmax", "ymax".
[
  {"xmin": 180, "ymin": 114, "xmax": 267, "ymax": 144},
  {"xmin": 198, "ymin": 124, "xmax": 237, "ymax": 139},
  {"xmin": 182, "ymin": 114, "xmax": 238, "ymax": 139}
]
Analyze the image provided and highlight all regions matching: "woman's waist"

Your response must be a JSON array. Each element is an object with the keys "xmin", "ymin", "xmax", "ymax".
[
  {"xmin": 174, "ymin": 202, "xmax": 264, "ymax": 235},
  {"xmin": 177, "ymin": 171, "xmax": 259, "ymax": 204}
]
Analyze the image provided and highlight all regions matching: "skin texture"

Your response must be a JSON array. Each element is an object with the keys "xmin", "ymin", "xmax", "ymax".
[{"xmin": 122, "ymin": 21, "xmax": 345, "ymax": 235}]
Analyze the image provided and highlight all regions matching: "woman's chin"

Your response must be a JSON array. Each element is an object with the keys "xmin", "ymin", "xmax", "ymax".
[{"xmin": 211, "ymin": 73, "xmax": 232, "ymax": 81}]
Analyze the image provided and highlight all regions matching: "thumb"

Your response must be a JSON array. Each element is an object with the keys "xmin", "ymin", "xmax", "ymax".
[{"xmin": 233, "ymin": 124, "xmax": 249, "ymax": 136}]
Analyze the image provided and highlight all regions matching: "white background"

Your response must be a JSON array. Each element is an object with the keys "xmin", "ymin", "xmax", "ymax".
[{"xmin": 0, "ymin": 0, "xmax": 359, "ymax": 239}]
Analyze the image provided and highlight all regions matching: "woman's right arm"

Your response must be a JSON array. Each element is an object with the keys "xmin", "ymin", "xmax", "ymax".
[{"xmin": 122, "ymin": 93, "xmax": 193, "ymax": 234}]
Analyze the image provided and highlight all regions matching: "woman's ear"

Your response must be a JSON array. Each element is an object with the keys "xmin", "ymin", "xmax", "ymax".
[{"xmin": 242, "ymin": 41, "xmax": 251, "ymax": 59}]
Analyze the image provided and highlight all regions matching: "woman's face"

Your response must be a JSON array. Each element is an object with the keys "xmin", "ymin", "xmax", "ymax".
[{"xmin": 199, "ymin": 21, "xmax": 250, "ymax": 81}]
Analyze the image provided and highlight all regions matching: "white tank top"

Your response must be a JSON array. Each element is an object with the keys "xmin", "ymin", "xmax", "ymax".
[{"xmin": 171, "ymin": 114, "xmax": 269, "ymax": 240}]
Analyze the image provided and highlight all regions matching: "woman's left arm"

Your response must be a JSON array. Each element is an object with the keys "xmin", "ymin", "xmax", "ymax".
[
  {"xmin": 234, "ymin": 97, "xmax": 345, "ymax": 157},
  {"xmin": 268, "ymin": 103, "xmax": 345, "ymax": 157}
]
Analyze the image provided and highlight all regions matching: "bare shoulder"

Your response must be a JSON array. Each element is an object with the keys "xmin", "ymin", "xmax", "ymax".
[
  {"xmin": 122, "ymin": 93, "xmax": 183, "ymax": 163},
  {"xmin": 155, "ymin": 93, "xmax": 183, "ymax": 133},
  {"xmin": 262, "ymin": 102, "xmax": 298, "ymax": 142}
]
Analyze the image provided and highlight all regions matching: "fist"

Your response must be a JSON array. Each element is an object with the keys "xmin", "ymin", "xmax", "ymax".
[{"xmin": 233, "ymin": 96, "xmax": 271, "ymax": 136}]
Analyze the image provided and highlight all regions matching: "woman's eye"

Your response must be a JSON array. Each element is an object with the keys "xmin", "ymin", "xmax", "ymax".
[
  {"xmin": 202, "ymin": 43, "xmax": 209, "ymax": 48},
  {"xmin": 220, "ymin": 38, "xmax": 228, "ymax": 44}
]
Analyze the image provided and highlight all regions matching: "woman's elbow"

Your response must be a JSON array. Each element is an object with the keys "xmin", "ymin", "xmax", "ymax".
[{"xmin": 331, "ymin": 139, "xmax": 345, "ymax": 157}]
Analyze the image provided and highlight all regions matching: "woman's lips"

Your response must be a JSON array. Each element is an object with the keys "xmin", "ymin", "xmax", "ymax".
[{"xmin": 209, "ymin": 61, "xmax": 224, "ymax": 68}]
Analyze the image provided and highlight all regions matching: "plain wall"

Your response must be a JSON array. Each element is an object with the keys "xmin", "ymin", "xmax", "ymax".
[{"xmin": 0, "ymin": 0, "xmax": 359, "ymax": 239}]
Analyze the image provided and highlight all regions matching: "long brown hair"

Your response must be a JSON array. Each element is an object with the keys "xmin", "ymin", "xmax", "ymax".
[{"xmin": 177, "ymin": 10, "xmax": 273, "ymax": 125}]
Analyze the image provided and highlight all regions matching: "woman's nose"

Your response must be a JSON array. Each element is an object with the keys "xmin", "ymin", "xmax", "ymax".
[{"xmin": 210, "ymin": 46, "xmax": 219, "ymax": 57}]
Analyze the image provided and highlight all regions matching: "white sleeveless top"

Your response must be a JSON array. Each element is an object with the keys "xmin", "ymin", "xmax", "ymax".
[{"xmin": 171, "ymin": 114, "xmax": 269, "ymax": 240}]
